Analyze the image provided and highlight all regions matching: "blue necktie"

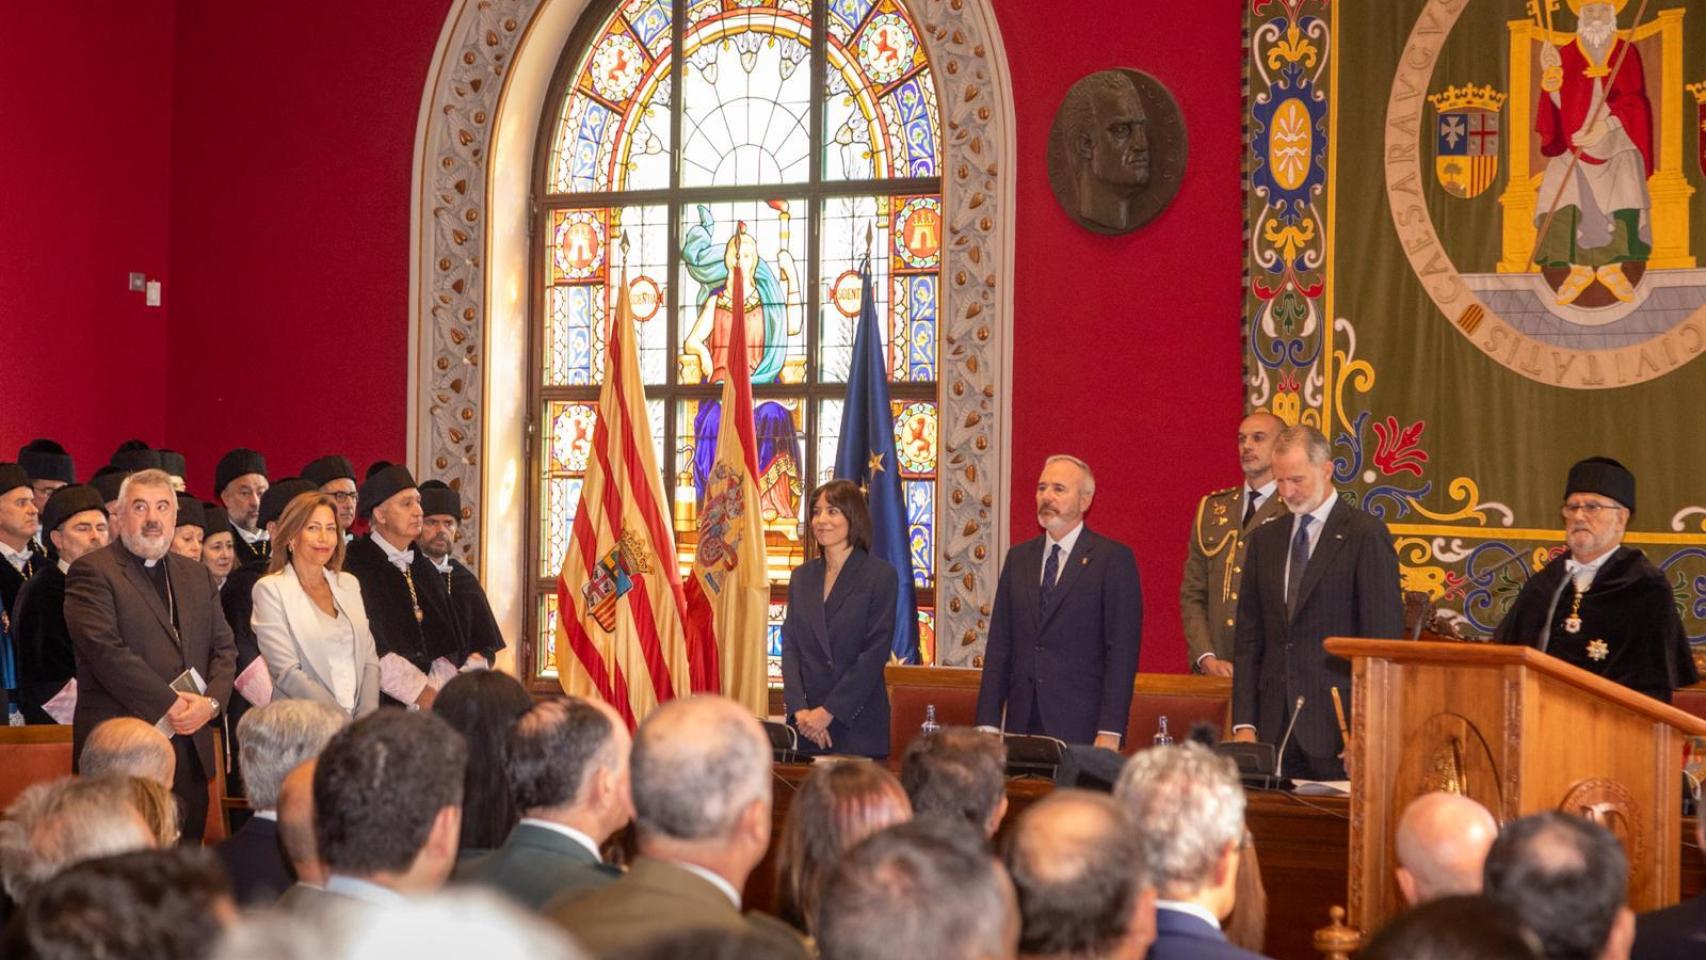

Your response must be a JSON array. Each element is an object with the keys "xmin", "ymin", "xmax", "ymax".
[
  {"xmin": 1287, "ymin": 515, "xmax": 1313, "ymax": 616},
  {"xmin": 1040, "ymin": 543, "xmax": 1062, "ymax": 608}
]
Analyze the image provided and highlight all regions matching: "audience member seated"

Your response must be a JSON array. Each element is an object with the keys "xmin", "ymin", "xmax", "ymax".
[
  {"xmin": 79, "ymin": 717, "xmax": 176, "ymax": 786},
  {"xmin": 127, "ymin": 776, "xmax": 181, "ymax": 847},
  {"xmin": 274, "ymin": 759, "xmax": 328, "ymax": 912},
  {"xmin": 314, "ymin": 709, "xmax": 469, "ymax": 906},
  {"xmin": 545, "ymin": 695, "xmax": 808, "ymax": 959},
  {"xmin": 1003, "ymin": 789, "xmax": 1156, "ymax": 960},
  {"xmin": 775, "ymin": 759, "xmax": 912, "ymax": 935},
  {"xmin": 1483, "ymin": 812, "xmax": 1633, "ymax": 960},
  {"xmin": 1359, "ymin": 894, "xmax": 1542, "ymax": 960},
  {"xmin": 1632, "ymin": 812, "xmax": 1706, "ymax": 958},
  {"xmin": 213, "ymin": 889, "xmax": 587, "ymax": 960},
  {"xmin": 5, "ymin": 848, "xmax": 235, "ymax": 960},
  {"xmin": 899, "ymin": 727, "xmax": 1009, "ymax": 838},
  {"xmin": 1114, "ymin": 743, "xmax": 1268, "ymax": 960},
  {"xmin": 216, "ymin": 699, "xmax": 348, "ymax": 907},
  {"xmin": 455, "ymin": 696, "xmax": 631, "ymax": 909},
  {"xmin": 1394, "ymin": 791, "xmax": 1499, "ymax": 906},
  {"xmin": 433, "ymin": 670, "xmax": 535, "ymax": 857},
  {"xmin": 817, "ymin": 817, "xmax": 1019, "ymax": 960},
  {"xmin": 0, "ymin": 781, "xmax": 59, "ymax": 926},
  {"xmin": 4, "ymin": 776, "xmax": 158, "ymax": 906}
]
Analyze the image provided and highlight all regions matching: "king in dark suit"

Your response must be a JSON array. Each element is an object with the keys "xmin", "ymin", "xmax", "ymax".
[
  {"xmin": 64, "ymin": 468, "xmax": 237, "ymax": 841},
  {"xmin": 975, "ymin": 456, "xmax": 1143, "ymax": 748},
  {"xmin": 1232, "ymin": 424, "xmax": 1404, "ymax": 781}
]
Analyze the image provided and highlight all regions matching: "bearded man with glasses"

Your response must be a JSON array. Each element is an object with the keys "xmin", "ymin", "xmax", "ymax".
[{"xmin": 1494, "ymin": 457, "xmax": 1696, "ymax": 702}]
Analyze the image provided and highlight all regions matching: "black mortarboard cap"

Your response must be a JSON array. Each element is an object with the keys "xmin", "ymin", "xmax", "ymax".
[
  {"xmin": 418, "ymin": 479, "xmax": 461, "ymax": 519},
  {"xmin": 1566, "ymin": 456, "xmax": 1636, "ymax": 515},
  {"xmin": 358, "ymin": 461, "xmax": 417, "ymax": 519},
  {"xmin": 301, "ymin": 455, "xmax": 357, "ymax": 488},
  {"xmin": 258, "ymin": 477, "xmax": 316, "ymax": 530},
  {"xmin": 109, "ymin": 440, "xmax": 163, "ymax": 473},
  {"xmin": 203, "ymin": 504, "xmax": 230, "ymax": 538},
  {"xmin": 157, "ymin": 449, "xmax": 188, "ymax": 481},
  {"xmin": 175, "ymin": 494, "xmax": 207, "ymax": 531},
  {"xmin": 42, "ymin": 484, "xmax": 104, "ymax": 535},
  {"xmin": 91, "ymin": 466, "xmax": 130, "ymax": 504},
  {"xmin": 18, "ymin": 440, "xmax": 74, "ymax": 484},
  {"xmin": 0, "ymin": 463, "xmax": 30, "ymax": 497},
  {"xmin": 216, "ymin": 448, "xmax": 269, "ymax": 495}
]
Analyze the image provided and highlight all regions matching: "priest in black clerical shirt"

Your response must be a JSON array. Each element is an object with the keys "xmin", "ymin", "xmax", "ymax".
[
  {"xmin": 1495, "ymin": 457, "xmax": 1697, "ymax": 703},
  {"xmin": 343, "ymin": 463, "xmax": 465, "ymax": 709},
  {"xmin": 418, "ymin": 480, "xmax": 506, "ymax": 668},
  {"xmin": 12, "ymin": 485, "xmax": 108, "ymax": 723}
]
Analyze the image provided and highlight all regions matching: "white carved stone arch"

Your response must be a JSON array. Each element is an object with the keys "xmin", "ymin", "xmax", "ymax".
[{"xmin": 407, "ymin": 0, "xmax": 1015, "ymax": 668}]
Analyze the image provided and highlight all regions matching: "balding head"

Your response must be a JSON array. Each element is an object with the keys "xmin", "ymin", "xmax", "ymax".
[
  {"xmin": 507, "ymin": 696, "xmax": 633, "ymax": 844},
  {"xmin": 81, "ymin": 718, "xmax": 175, "ymax": 786},
  {"xmin": 277, "ymin": 760, "xmax": 323, "ymax": 885},
  {"xmin": 1394, "ymin": 792, "xmax": 1499, "ymax": 904},
  {"xmin": 1004, "ymin": 790, "xmax": 1155, "ymax": 960}
]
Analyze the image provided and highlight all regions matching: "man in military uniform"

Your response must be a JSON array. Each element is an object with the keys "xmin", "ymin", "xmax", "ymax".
[
  {"xmin": 1179, "ymin": 411, "xmax": 1288, "ymax": 677},
  {"xmin": 1495, "ymin": 457, "xmax": 1696, "ymax": 703}
]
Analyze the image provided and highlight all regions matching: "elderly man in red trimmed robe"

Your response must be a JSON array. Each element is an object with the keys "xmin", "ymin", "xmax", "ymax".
[{"xmin": 1533, "ymin": 1, "xmax": 1653, "ymax": 305}]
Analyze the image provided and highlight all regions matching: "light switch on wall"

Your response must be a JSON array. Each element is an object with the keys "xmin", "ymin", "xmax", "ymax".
[
  {"xmin": 145, "ymin": 280, "xmax": 161, "ymax": 307},
  {"xmin": 129, "ymin": 272, "xmax": 147, "ymax": 292}
]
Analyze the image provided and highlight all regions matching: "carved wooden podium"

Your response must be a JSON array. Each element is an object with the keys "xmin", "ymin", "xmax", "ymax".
[{"xmin": 1325, "ymin": 638, "xmax": 1706, "ymax": 934}]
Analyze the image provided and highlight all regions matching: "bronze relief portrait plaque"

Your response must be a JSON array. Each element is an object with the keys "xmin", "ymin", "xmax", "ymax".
[{"xmin": 1047, "ymin": 69, "xmax": 1188, "ymax": 235}]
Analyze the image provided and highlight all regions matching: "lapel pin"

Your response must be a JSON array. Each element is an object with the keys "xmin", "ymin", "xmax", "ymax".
[{"xmin": 1080, "ymin": 557, "xmax": 1088, "ymax": 566}]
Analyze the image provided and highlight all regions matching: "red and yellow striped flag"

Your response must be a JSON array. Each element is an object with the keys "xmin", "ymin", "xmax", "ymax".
[
  {"xmin": 556, "ymin": 260, "xmax": 709, "ymax": 727},
  {"xmin": 684, "ymin": 230, "xmax": 770, "ymax": 717}
]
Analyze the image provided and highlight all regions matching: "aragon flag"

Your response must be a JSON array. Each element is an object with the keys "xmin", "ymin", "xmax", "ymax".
[
  {"xmin": 557, "ymin": 252, "xmax": 707, "ymax": 728},
  {"xmin": 683, "ymin": 226, "xmax": 771, "ymax": 717}
]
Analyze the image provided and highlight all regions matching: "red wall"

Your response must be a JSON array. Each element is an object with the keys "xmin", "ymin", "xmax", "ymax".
[
  {"xmin": 162, "ymin": 1, "xmax": 451, "ymax": 496},
  {"xmin": 994, "ymin": 0, "xmax": 1245, "ymax": 672},
  {"xmin": 0, "ymin": 2, "xmax": 175, "ymax": 474}
]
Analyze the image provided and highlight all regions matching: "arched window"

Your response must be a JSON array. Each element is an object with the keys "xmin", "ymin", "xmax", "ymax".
[{"xmin": 525, "ymin": 0, "xmax": 944, "ymax": 686}]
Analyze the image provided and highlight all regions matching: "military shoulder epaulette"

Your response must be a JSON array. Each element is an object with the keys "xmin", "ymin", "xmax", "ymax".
[{"xmin": 1210, "ymin": 486, "xmax": 1238, "ymax": 497}]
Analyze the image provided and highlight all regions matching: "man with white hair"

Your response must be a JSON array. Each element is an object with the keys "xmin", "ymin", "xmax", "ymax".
[
  {"xmin": 217, "ymin": 699, "xmax": 348, "ymax": 905},
  {"xmin": 1114, "ymin": 744, "xmax": 1269, "ymax": 960},
  {"xmin": 976, "ymin": 455, "xmax": 1143, "ymax": 748},
  {"xmin": 545, "ymin": 695, "xmax": 808, "ymax": 959},
  {"xmin": 65, "ymin": 468, "xmax": 237, "ymax": 842},
  {"xmin": 1394, "ymin": 792, "xmax": 1499, "ymax": 905},
  {"xmin": 7, "ymin": 776, "xmax": 158, "ymax": 903}
]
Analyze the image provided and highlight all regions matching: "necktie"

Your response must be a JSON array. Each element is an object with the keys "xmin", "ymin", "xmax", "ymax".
[
  {"xmin": 1243, "ymin": 492, "xmax": 1260, "ymax": 527},
  {"xmin": 1040, "ymin": 543, "xmax": 1062, "ymax": 608},
  {"xmin": 1286, "ymin": 515, "xmax": 1313, "ymax": 615}
]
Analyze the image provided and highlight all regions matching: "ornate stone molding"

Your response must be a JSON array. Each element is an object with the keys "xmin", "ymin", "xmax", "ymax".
[{"xmin": 411, "ymin": 0, "xmax": 1014, "ymax": 665}]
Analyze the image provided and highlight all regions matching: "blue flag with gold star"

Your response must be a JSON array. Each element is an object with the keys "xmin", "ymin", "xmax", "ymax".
[{"xmin": 834, "ymin": 267, "xmax": 920, "ymax": 663}]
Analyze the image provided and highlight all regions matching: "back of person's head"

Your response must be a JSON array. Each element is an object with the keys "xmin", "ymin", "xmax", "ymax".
[
  {"xmin": 314, "ymin": 709, "xmax": 468, "ymax": 881},
  {"xmin": 1359, "ymin": 894, "xmax": 1542, "ymax": 960},
  {"xmin": 1113, "ymin": 743, "xmax": 1245, "ymax": 899},
  {"xmin": 9, "ymin": 847, "xmax": 234, "ymax": 960},
  {"xmin": 1394, "ymin": 791, "xmax": 1499, "ymax": 904},
  {"xmin": 507, "ymin": 697, "xmax": 625, "ymax": 817},
  {"xmin": 1003, "ymin": 789, "xmax": 1153, "ymax": 960},
  {"xmin": 211, "ymin": 889, "xmax": 586, "ymax": 960},
  {"xmin": 432, "ymin": 669, "xmax": 534, "ymax": 850},
  {"xmin": 899, "ymin": 727, "xmax": 1008, "ymax": 835},
  {"xmin": 818, "ymin": 818, "xmax": 1018, "ymax": 960},
  {"xmin": 237, "ymin": 699, "xmax": 348, "ymax": 811},
  {"xmin": 20, "ymin": 776, "xmax": 157, "ymax": 898},
  {"xmin": 80, "ymin": 718, "xmax": 175, "ymax": 786},
  {"xmin": 630, "ymin": 695, "xmax": 771, "ymax": 846},
  {"xmin": 777, "ymin": 760, "xmax": 912, "ymax": 933},
  {"xmin": 616, "ymin": 927, "xmax": 806, "ymax": 960},
  {"xmin": 276, "ymin": 760, "xmax": 323, "ymax": 884},
  {"xmin": 1, "ymin": 781, "xmax": 61, "ymax": 901},
  {"xmin": 1483, "ymin": 812, "xmax": 1631, "ymax": 960},
  {"xmin": 126, "ymin": 776, "xmax": 180, "ymax": 848}
]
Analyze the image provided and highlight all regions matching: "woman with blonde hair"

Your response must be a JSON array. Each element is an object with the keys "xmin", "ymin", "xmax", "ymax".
[
  {"xmin": 250, "ymin": 492, "xmax": 380, "ymax": 716},
  {"xmin": 775, "ymin": 760, "xmax": 912, "ymax": 936}
]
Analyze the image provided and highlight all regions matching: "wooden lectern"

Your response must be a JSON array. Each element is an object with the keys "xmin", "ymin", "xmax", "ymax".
[{"xmin": 1325, "ymin": 638, "xmax": 1706, "ymax": 934}]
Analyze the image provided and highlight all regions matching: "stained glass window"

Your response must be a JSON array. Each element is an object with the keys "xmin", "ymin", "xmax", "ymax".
[{"xmin": 530, "ymin": 0, "xmax": 942, "ymax": 685}]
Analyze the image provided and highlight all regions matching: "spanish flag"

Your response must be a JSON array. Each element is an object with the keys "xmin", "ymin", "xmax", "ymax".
[
  {"xmin": 556, "ymin": 257, "xmax": 704, "ymax": 728},
  {"xmin": 684, "ymin": 227, "xmax": 770, "ymax": 716}
]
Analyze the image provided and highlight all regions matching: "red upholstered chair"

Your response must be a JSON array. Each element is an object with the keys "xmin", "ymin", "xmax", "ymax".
[
  {"xmin": 1122, "ymin": 675, "xmax": 1232, "ymax": 754},
  {"xmin": 0, "ymin": 725, "xmax": 74, "ymax": 811},
  {"xmin": 885, "ymin": 665, "xmax": 982, "ymax": 759}
]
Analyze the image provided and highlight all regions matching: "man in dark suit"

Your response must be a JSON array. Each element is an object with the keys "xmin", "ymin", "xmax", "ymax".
[
  {"xmin": 1232, "ymin": 424, "xmax": 1403, "ymax": 780},
  {"xmin": 1004, "ymin": 790, "xmax": 1157, "ymax": 960},
  {"xmin": 975, "ymin": 455, "xmax": 1143, "ymax": 748},
  {"xmin": 216, "ymin": 699, "xmax": 348, "ymax": 906},
  {"xmin": 64, "ymin": 468, "xmax": 237, "ymax": 842},
  {"xmin": 456, "ymin": 697, "xmax": 628, "ymax": 908},
  {"xmin": 1633, "ymin": 816, "xmax": 1706, "ymax": 958},
  {"xmin": 545, "ymin": 695, "xmax": 807, "ymax": 959}
]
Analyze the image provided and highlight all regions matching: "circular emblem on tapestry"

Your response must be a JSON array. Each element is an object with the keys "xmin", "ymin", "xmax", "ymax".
[
  {"xmin": 1385, "ymin": 0, "xmax": 1705, "ymax": 388},
  {"xmin": 1046, "ymin": 69, "xmax": 1187, "ymax": 235}
]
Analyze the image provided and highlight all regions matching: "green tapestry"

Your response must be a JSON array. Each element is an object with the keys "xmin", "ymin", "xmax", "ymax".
[{"xmin": 1244, "ymin": 0, "xmax": 1706, "ymax": 657}]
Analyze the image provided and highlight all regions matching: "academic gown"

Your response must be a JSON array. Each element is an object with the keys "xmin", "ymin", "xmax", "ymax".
[
  {"xmin": 343, "ymin": 536, "xmax": 464, "ymax": 703},
  {"xmin": 444, "ymin": 558, "xmax": 505, "ymax": 664},
  {"xmin": 1495, "ymin": 546, "xmax": 1697, "ymax": 703},
  {"xmin": 2, "ymin": 544, "xmax": 46, "ymax": 714},
  {"xmin": 219, "ymin": 560, "xmax": 268, "ymax": 790},
  {"xmin": 12, "ymin": 564, "xmax": 75, "ymax": 724},
  {"xmin": 228, "ymin": 522, "xmax": 270, "ymax": 571}
]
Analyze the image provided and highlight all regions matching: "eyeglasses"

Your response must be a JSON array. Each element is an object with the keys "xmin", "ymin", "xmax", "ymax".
[
  {"xmin": 328, "ymin": 491, "xmax": 357, "ymax": 503},
  {"xmin": 1561, "ymin": 501, "xmax": 1623, "ymax": 518}
]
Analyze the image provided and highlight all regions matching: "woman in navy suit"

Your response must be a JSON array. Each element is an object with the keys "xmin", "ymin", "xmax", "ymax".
[{"xmin": 782, "ymin": 480, "xmax": 898, "ymax": 759}]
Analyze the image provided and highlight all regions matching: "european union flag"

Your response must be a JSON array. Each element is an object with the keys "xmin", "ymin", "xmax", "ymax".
[{"xmin": 835, "ymin": 267, "xmax": 921, "ymax": 663}]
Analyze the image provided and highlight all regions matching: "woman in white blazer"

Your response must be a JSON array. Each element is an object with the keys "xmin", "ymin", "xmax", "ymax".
[{"xmin": 251, "ymin": 492, "xmax": 380, "ymax": 716}]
